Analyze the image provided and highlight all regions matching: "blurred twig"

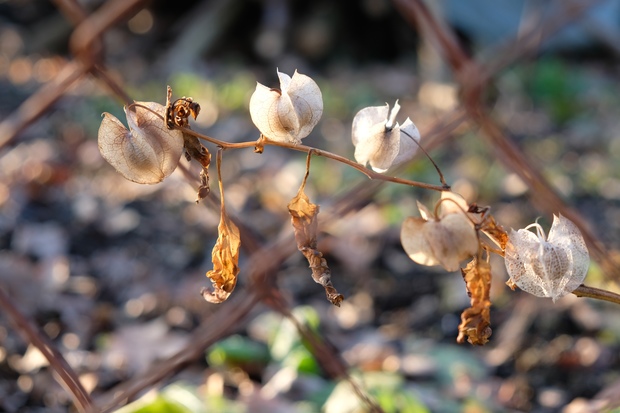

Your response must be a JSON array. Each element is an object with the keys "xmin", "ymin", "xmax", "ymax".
[
  {"xmin": 0, "ymin": 61, "xmax": 87, "ymax": 150},
  {"xmin": 0, "ymin": 0, "xmax": 144, "ymax": 149},
  {"xmin": 0, "ymin": 287, "xmax": 93, "ymax": 412}
]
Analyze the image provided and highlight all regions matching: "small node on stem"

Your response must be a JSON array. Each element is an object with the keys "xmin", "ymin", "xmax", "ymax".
[{"xmin": 254, "ymin": 134, "xmax": 266, "ymax": 154}]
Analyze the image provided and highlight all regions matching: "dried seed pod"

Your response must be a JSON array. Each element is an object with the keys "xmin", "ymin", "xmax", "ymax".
[
  {"xmin": 98, "ymin": 102, "xmax": 184, "ymax": 184},
  {"xmin": 401, "ymin": 192, "xmax": 478, "ymax": 272},
  {"xmin": 352, "ymin": 100, "xmax": 419, "ymax": 173},
  {"xmin": 504, "ymin": 214, "xmax": 590, "ymax": 301},
  {"xmin": 249, "ymin": 69, "xmax": 323, "ymax": 144}
]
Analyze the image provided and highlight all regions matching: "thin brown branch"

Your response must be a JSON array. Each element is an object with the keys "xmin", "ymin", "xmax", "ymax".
[
  {"xmin": 0, "ymin": 61, "xmax": 87, "ymax": 150},
  {"xmin": 573, "ymin": 284, "xmax": 620, "ymax": 305},
  {"xmin": 177, "ymin": 126, "xmax": 450, "ymax": 192},
  {"xmin": 59, "ymin": 0, "xmax": 137, "ymax": 105},
  {"xmin": 392, "ymin": 0, "xmax": 469, "ymax": 71},
  {"xmin": 69, "ymin": 0, "xmax": 148, "ymax": 68},
  {"xmin": 0, "ymin": 287, "xmax": 93, "ymax": 412}
]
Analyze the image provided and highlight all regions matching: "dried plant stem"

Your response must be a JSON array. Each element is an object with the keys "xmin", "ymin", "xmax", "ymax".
[
  {"xmin": 573, "ymin": 284, "xmax": 620, "ymax": 305},
  {"xmin": 177, "ymin": 126, "xmax": 450, "ymax": 192},
  {"xmin": 0, "ymin": 288, "xmax": 93, "ymax": 412}
]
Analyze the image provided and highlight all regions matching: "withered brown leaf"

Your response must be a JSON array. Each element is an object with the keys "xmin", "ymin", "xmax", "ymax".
[
  {"xmin": 165, "ymin": 86, "xmax": 211, "ymax": 202},
  {"xmin": 183, "ymin": 133, "xmax": 211, "ymax": 203},
  {"xmin": 288, "ymin": 153, "xmax": 343, "ymax": 306},
  {"xmin": 480, "ymin": 214, "xmax": 509, "ymax": 252},
  {"xmin": 457, "ymin": 257, "xmax": 492, "ymax": 345},
  {"xmin": 201, "ymin": 150, "xmax": 241, "ymax": 303}
]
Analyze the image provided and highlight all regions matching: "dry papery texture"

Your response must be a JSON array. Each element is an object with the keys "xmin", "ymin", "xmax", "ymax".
[
  {"xmin": 505, "ymin": 214, "xmax": 589, "ymax": 302},
  {"xmin": 98, "ymin": 102, "xmax": 184, "ymax": 184},
  {"xmin": 352, "ymin": 100, "xmax": 420, "ymax": 173},
  {"xmin": 288, "ymin": 155, "xmax": 343, "ymax": 306},
  {"xmin": 249, "ymin": 69, "xmax": 323, "ymax": 144},
  {"xmin": 400, "ymin": 191, "xmax": 479, "ymax": 272},
  {"xmin": 201, "ymin": 152, "xmax": 241, "ymax": 304}
]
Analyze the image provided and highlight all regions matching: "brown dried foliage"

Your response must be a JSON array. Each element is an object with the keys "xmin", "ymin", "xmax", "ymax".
[
  {"xmin": 458, "ymin": 257, "xmax": 492, "ymax": 345},
  {"xmin": 288, "ymin": 153, "xmax": 344, "ymax": 306},
  {"xmin": 201, "ymin": 150, "xmax": 241, "ymax": 303},
  {"xmin": 165, "ymin": 86, "xmax": 211, "ymax": 202}
]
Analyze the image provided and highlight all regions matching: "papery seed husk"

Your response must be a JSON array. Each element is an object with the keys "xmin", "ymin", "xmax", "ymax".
[
  {"xmin": 353, "ymin": 122, "xmax": 400, "ymax": 173},
  {"xmin": 504, "ymin": 215, "xmax": 589, "ymax": 301},
  {"xmin": 401, "ymin": 217, "xmax": 441, "ymax": 267},
  {"xmin": 249, "ymin": 70, "xmax": 323, "ymax": 144},
  {"xmin": 391, "ymin": 118, "xmax": 419, "ymax": 168},
  {"xmin": 352, "ymin": 104, "xmax": 389, "ymax": 147},
  {"xmin": 284, "ymin": 70, "xmax": 323, "ymax": 140},
  {"xmin": 98, "ymin": 102, "xmax": 184, "ymax": 184},
  {"xmin": 249, "ymin": 83, "xmax": 294, "ymax": 143},
  {"xmin": 427, "ymin": 213, "xmax": 479, "ymax": 272}
]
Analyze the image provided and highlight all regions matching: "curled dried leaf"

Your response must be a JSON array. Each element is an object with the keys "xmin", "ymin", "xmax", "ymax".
[
  {"xmin": 201, "ymin": 150, "xmax": 241, "ymax": 303},
  {"xmin": 458, "ymin": 258, "xmax": 492, "ymax": 345},
  {"xmin": 504, "ymin": 214, "xmax": 589, "ymax": 302},
  {"xmin": 183, "ymin": 134, "xmax": 211, "ymax": 202},
  {"xmin": 288, "ymin": 153, "xmax": 343, "ymax": 306},
  {"xmin": 352, "ymin": 100, "xmax": 420, "ymax": 173},
  {"xmin": 202, "ymin": 209, "xmax": 241, "ymax": 303},
  {"xmin": 98, "ymin": 102, "xmax": 184, "ymax": 184},
  {"xmin": 165, "ymin": 86, "xmax": 211, "ymax": 202},
  {"xmin": 165, "ymin": 85, "xmax": 200, "ymax": 129},
  {"xmin": 401, "ymin": 192, "xmax": 478, "ymax": 272},
  {"xmin": 249, "ymin": 69, "xmax": 323, "ymax": 144}
]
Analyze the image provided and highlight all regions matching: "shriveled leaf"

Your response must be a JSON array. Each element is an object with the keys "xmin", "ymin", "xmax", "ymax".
[
  {"xmin": 202, "ymin": 207, "xmax": 241, "ymax": 303},
  {"xmin": 164, "ymin": 86, "xmax": 210, "ymax": 202},
  {"xmin": 98, "ymin": 102, "xmax": 184, "ymax": 184},
  {"xmin": 182, "ymin": 134, "xmax": 211, "ymax": 203},
  {"xmin": 249, "ymin": 69, "xmax": 323, "ymax": 144},
  {"xmin": 480, "ymin": 213, "xmax": 509, "ymax": 250},
  {"xmin": 202, "ymin": 150, "xmax": 241, "ymax": 303},
  {"xmin": 288, "ymin": 155, "xmax": 343, "ymax": 306},
  {"xmin": 457, "ymin": 258, "xmax": 492, "ymax": 345},
  {"xmin": 164, "ymin": 85, "xmax": 200, "ymax": 129}
]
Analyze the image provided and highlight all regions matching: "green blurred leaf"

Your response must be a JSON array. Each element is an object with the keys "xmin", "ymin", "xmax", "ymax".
[
  {"xmin": 526, "ymin": 58, "xmax": 583, "ymax": 124},
  {"xmin": 207, "ymin": 334, "xmax": 270, "ymax": 368}
]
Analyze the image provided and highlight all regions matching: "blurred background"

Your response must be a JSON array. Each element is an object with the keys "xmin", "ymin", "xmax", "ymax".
[{"xmin": 2, "ymin": 0, "xmax": 620, "ymax": 412}]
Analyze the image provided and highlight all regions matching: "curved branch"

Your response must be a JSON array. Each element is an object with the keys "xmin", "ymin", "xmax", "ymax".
[
  {"xmin": 177, "ymin": 126, "xmax": 450, "ymax": 192},
  {"xmin": 573, "ymin": 284, "xmax": 620, "ymax": 306}
]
